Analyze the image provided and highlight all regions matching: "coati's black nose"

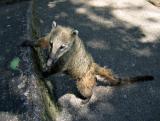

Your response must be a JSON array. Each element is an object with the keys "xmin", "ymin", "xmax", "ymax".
[
  {"xmin": 47, "ymin": 52, "xmax": 57, "ymax": 66},
  {"xmin": 46, "ymin": 57, "xmax": 57, "ymax": 71}
]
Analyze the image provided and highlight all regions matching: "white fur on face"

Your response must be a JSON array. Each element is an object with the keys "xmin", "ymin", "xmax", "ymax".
[
  {"xmin": 47, "ymin": 58, "xmax": 53, "ymax": 67},
  {"xmin": 52, "ymin": 21, "xmax": 57, "ymax": 28}
]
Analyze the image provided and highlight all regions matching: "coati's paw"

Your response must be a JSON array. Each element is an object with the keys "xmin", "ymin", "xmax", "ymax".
[
  {"xmin": 76, "ymin": 93, "xmax": 91, "ymax": 104},
  {"xmin": 20, "ymin": 40, "xmax": 34, "ymax": 47},
  {"xmin": 80, "ymin": 95, "xmax": 92, "ymax": 105},
  {"xmin": 81, "ymin": 98, "xmax": 90, "ymax": 104}
]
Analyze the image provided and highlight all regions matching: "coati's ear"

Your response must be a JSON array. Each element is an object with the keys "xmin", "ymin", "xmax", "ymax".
[
  {"xmin": 52, "ymin": 21, "xmax": 57, "ymax": 28},
  {"xmin": 72, "ymin": 29, "xmax": 79, "ymax": 36},
  {"xmin": 37, "ymin": 37, "xmax": 49, "ymax": 48}
]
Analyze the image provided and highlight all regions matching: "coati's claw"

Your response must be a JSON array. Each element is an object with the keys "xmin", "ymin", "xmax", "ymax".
[
  {"xmin": 77, "ymin": 92, "xmax": 91, "ymax": 104},
  {"xmin": 81, "ymin": 98, "xmax": 90, "ymax": 104},
  {"xmin": 20, "ymin": 40, "xmax": 34, "ymax": 47}
]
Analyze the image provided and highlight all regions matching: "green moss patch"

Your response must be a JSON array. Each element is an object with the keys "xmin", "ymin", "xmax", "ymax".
[{"xmin": 10, "ymin": 57, "xmax": 20, "ymax": 70}]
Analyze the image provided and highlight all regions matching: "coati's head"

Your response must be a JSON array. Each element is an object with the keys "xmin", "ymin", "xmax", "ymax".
[{"xmin": 38, "ymin": 21, "xmax": 79, "ymax": 68}]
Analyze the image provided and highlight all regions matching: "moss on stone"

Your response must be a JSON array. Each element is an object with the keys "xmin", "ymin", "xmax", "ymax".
[{"xmin": 10, "ymin": 57, "xmax": 20, "ymax": 70}]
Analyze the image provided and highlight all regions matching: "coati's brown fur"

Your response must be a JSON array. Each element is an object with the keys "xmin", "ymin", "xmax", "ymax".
[{"xmin": 21, "ymin": 22, "xmax": 154, "ymax": 104}]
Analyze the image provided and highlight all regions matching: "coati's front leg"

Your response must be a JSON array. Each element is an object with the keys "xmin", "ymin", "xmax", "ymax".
[
  {"xmin": 20, "ymin": 40, "xmax": 36, "ymax": 48},
  {"xmin": 20, "ymin": 37, "xmax": 49, "ymax": 48},
  {"xmin": 21, "ymin": 38, "xmax": 55, "ymax": 78}
]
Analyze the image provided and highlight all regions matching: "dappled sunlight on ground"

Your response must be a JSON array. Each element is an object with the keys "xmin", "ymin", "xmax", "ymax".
[
  {"xmin": 86, "ymin": 39, "xmax": 110, "ymax": 50},
  {"xmin": 111, "ymin": 1, "xmax": 160, "ymax": 43},
  {"xmin": 0, "ymin": 112, "xmax": 19, "ymax": 121},
  {"xmin": 71, "ymin": 0, "xmax": 160, "ymax": 43},
  {"xmin": 71, "ymin": 0, "xmax": 111, "ymax": 7},
  {"xmin": 131, "ymin": 47, "xmax": 153, "ymax": 57},
  {"xmin": 57, "ymin": 87, "xmax": 116, "ymax": 121},
  {"xmin": 48, "ymin": 0, "xmax": 66, "ymax": 8},
  {"xmin": 76, "ymin": 7, "xmax": 115, "ymax": 27}
]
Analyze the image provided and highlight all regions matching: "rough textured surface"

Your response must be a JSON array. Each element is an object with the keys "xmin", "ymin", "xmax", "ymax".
[
  {"xmin": 0, "ymin": 0, "xmax": 29, "ymax": 4},
  {"xmin": 1, "ymin": 0, "xmax": 160, "ymax": 121},
  {"xmin": 32, "ymin": 0, "xmax": 160, "ymax": 121},
  {"xmin": 0, "ymin": 1, "xmax": 46, "ymax": 121}
]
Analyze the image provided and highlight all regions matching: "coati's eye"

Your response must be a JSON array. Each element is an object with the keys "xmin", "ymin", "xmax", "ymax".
[
  {"xmin": 50, "ymin": 40, "xmax": 53, "ymax": 47},
  {"xmin": 49, "ymin": 40, "xmax": 53, "ymax": 52},
  {"xmin": 59, "ymin": 44, "xmax": 66, "ymax": 50},
  {"xmin": 50, "ymin": 40, "xmax": 53, "ymax": 44}
]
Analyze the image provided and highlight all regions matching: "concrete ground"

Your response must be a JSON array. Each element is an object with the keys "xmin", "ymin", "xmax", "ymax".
[{"xmin": 32, "ymin": 0, "xmax": 160, "ymax": 121}]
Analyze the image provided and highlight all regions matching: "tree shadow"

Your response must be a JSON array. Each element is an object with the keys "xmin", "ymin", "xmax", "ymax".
[{"xmin": 0, "ymin": 78, "xmax": 27, "ymax": 114}]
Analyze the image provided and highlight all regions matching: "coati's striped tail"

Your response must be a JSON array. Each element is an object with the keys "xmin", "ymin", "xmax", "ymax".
[
  {"xmin": 118, "ymin": 75, "xmax": 154, "ymax": 84},
  {"xmin": 95, "ymin": 64, "xmax": 154, "ymax": 85}
]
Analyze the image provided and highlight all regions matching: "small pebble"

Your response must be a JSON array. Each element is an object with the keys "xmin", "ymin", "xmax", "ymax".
[{"xmin": 124, "ymin": 94, "xmax": 127, "ymax": 99}]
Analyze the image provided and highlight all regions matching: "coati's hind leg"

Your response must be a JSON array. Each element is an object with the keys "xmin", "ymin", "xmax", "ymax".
[
  {"xmin": 95, "ymin": 64, "xmax": 120, "ymax": 86},
  {"xmin": 76, "ymin": 71, "xmax": 96, "ymax": 104}
]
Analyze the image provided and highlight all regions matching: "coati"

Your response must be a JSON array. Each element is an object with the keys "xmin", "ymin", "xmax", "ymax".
[{"xmin": 21, "ymin": 21, "xmax": 154, "ymax": 104}]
